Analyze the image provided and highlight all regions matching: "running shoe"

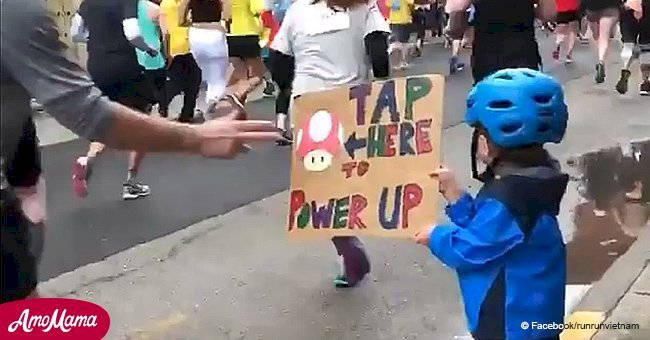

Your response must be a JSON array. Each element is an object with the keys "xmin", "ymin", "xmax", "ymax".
[
  {"xmin": 276, "ymin": 129, "xmax": 293, "ymax": 146},
  {"xmin": 449, "ymin": 57, "xmax": 464, "ymax": 74},
  {"xmin": 123, "ymin": 181, "xmax": 151, "ymax": 200},
  {"xmin": 615, "ymin": 69, "xmax": 632, "ymax": 94},
  {"xmin": 565, "ymin": 55, "xmax": 574, "ymax": 64},
  {"xmin": 552, "ymin": 46, "xmax": 560, "ymax": 60},
  {"xmin": 640, "ymin": 81, "xmax": 650, "ymax": 96},
  {"xmin": 30, "ymin": 98, "xmax": 44, "ymax": 113},
  {"xmin": 595, "ymin": 63, "xmax": 606, "ymax": 84},
  {"xmin": 72, "ymin": 157, "xmax": 90, "ymax": 197},
  {"xmin": 332, "ymin": 237, "xmax": 371, "ymax": 288},
  {"xmin": 262, "ymin": 80, "xmax": 275, "ymax": 98}
]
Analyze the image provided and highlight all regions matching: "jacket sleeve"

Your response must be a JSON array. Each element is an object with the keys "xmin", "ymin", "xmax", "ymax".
[
  {"xmin": 428, "ymin": 198, "xmax": 524, "ymax": 270},
  {"xmin": 1, "ymin": 0, "xmax": 116, "ymax": 142},
  {"xmin": 444, "ymin": 191, "xmax": 477, "ymax": 227}
]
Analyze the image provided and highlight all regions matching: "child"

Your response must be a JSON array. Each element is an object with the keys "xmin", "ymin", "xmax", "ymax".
[
  {"xmin": 271, "ymin": 0, "xmax": 390, "ymax": 287},
  {"xmin": 414, "ymin": 68, "xmax": 570, "ymax": 340}
]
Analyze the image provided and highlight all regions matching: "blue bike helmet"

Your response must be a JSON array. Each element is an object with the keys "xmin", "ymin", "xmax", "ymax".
[{"xmin": 465, "ymin": 68, "xmax": 568, "ymax": 148}]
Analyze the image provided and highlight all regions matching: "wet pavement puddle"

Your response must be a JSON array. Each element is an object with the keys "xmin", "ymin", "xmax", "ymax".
[{"xmin": 566, "ymin": 139, "xmax": 649, "ymax": 285}]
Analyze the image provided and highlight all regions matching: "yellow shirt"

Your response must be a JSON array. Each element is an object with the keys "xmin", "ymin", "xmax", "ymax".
[
  {"xmin": 229, "ymin": 0, "xmax": 266, "ymax": 36},
  {"xmin": 386, "ymin": 0, "xmax": 413, "ymax": 24},
  {"xmin": 160, "ymin": 0, "xmax": 190, "ymax": 56}
]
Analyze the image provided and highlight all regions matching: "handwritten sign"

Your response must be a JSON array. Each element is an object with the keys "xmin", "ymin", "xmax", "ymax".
[{"xmin": 287, "ymin": 75, "xmax": 444, "ymax": 239}]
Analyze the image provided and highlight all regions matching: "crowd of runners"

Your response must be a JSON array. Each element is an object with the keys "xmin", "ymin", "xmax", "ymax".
[
  {"xmin": 50, "ymin": 0, "xmax": 646, "ymax": 202},
  {"xmin": 1, "ymin": 0, "xmax": 648, "ymax": 339}
]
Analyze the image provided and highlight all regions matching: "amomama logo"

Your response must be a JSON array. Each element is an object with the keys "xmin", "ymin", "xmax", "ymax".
[{"xmin": 0, "ymin": 298, "xmax": 110, "ymax": 339}]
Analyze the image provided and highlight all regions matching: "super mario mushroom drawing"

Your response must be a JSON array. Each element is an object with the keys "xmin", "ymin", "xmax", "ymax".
[{"xmin": 295, "ymin": 110, "xmax": 345, "ymax": 172}]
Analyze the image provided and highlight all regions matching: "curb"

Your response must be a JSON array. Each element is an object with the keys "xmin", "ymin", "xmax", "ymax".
[{"xmin": 561, "ymin": 222, "xmax": 650, "ymax": 340}]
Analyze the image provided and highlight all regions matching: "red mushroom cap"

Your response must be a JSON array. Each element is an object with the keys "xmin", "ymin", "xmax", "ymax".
[{"xmin": 296, "ymin": 110, "xmax": 344, "ymax": 158}]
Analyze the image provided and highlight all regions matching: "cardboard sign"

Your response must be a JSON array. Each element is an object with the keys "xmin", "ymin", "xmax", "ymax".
[{"xmin": 287, "ymin": 75, "xmax": 444, "ymax": 239}]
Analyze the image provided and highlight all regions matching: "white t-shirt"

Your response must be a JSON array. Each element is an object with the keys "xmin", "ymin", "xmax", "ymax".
[{"xmin": 271, "ymin": 0, "xmax": 389, "ymax": 97}]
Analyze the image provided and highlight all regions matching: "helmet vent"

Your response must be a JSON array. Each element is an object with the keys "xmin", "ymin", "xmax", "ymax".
[
  {"xmin": 523, "ymin": 71, "xmax": 536, "ymax": 78},
  {"xmin": 533, "ymin": 94, "xmax": 553, "ymax": 104},
  {"xmin": 467, "ymin": 99, "xmax": 476, "ymax": 108},
  {"xmin": 500, "ymin": 122, "xmax": 522, "ymax": 134},
  {"xmin": 495, "ymin": 74, "xmax": 513, "ymax": 80},
  {"xmin": 489, "ymin": 100, "xmax": 514, "ymax": 109},
  {"xmin": 538, "ymin": 109, "xmax": 553, "ymax": 117},
  {"xmin": 538, "ymin": 123, "xmax": 551, "ymax": 132}
]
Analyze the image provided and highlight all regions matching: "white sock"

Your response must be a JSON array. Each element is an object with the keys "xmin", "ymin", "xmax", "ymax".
[
  {"xmin": 621, "ymin": 43, "xmax": 635, "ymax": 70},
  {"xmin": 276, "ymin": 113, "xmax": 287, "ymax": 130}
]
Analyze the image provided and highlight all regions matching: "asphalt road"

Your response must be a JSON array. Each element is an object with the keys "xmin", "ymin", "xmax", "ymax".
[{"xmin": 38, "ymin": 34, "xmax": 599, "ymax": 281}]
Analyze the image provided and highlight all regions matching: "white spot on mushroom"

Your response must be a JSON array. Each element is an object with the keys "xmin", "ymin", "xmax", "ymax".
[
  {"xmin": 309, "ymin": 110, "xmax": 332, "ymax": 143},
  {"xmin": 338, "ymin": 123, "xmax": 344, "ymax": 145}
]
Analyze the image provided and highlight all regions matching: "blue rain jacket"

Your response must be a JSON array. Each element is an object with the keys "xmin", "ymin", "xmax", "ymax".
[{"xmin": 428, "ymin": 165, "xmax": 569, "ymax": 340}]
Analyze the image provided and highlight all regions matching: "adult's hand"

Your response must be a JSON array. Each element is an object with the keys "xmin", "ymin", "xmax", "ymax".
[
  {"xmin": 194, "ymin": 111, "xmax": 281, "ymax": 158},
  {"xmin": 624, "ymin": 0, "xmax": 643, "ymax": 20},
  {"xmin": 195, "ymin": 75, "xmax": 282, "ymax": 158}
]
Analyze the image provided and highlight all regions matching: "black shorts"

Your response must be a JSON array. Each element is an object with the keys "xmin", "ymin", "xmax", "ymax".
[
  {"xmin": 227, "ymin": 35, "xmax": 261, "ymax": 59},
  {"xmin": 96, "ymin": 72, "xmax": 155, "ymax": 112},
  {"xmin": 144, "ymin": 68, "xmax": 167, "ymax": 105},
  {"xmin": 390, "ymin": 24, "xmax": 411, "ymax": 43},
  {"xmin": 471, "ymin": 43, "xmax": 541, "ymax": 83},
  {"xmin": 556, "ymin": 10, "xmax": 579, "ymax": 24},
  {"xmin": 1, "ymin": 191, "xmax": 37, "ymax": 303},
  {"xmin": 585, "ymin": 6, "xmax": 620, "ymax": 22}
]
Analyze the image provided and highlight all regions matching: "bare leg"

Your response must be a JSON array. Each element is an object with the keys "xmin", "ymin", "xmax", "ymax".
[
  {"xmin": 554, "ymin": 24, "xmax": 569, "ymax": 60},
  {"xmin": 566, "ymin": 21, "xmax": 579, "ymax": 59},
  {"xmin": 449, "ymin": 38, "xmax": 466, "ymax": 74},
  {"xmin": 245, "ymin": 57, "xmax": 266, "ymax": 80},
  {"xmin": 451, "ymin": 39, "xmax": 462, "ymax": 58},
  {"xmin": 400, "ymin": 42, "xmax": 410, "ymax": 67},
  {"xmin": 127, "ymin": 151, "xmax": 146, "ymax": 182},
  {"xmin": 597, "ymin": 15, "xmax": 618, "ymax": 63},
  {"xmin": 73, "ymin": 142, "xmax": 107, "ymax": 197}
]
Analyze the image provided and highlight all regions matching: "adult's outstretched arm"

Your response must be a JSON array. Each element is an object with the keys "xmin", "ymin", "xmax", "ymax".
[{"xmin": 1, "ymin": 0, "xmax": 278, "ymax": 156}]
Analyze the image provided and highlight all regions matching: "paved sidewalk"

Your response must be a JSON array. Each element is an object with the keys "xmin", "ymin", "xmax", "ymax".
[{"xmin": 592, "ymin": 260, "xmax": 650, "ymax": 340}]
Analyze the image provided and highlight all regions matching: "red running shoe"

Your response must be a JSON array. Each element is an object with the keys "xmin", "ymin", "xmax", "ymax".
[{"xmin": 72, "ymin": 157, "xmax": 89, "ymax": 197}]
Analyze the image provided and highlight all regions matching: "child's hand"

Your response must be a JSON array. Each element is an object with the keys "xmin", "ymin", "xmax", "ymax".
[
  {"xmin": 430, "ymin": 166, "xmax": 462, "ymax": 203},
  {"xmin": 414, "ymin": 226, "xmax": 435, "ymax": 245}
]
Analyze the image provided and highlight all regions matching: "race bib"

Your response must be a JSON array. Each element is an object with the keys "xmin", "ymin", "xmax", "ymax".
[{"xmin": 304, "ymin": 8, "xmax": 350, "ymax": 36}]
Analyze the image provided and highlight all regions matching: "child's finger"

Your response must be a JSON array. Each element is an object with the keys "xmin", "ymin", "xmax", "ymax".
[{"xmin": 430, "ymin": 167, "xmax": 450, "ymax": 178}]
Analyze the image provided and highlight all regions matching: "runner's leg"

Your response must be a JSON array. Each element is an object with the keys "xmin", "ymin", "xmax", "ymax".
[
  {"xmin": 121, "ymin": 73, "xmax": 156, "ymax": 200},
  {"xmin": 1, "ymin": 191, "xmax": 37, "ymax": 303},
  {"xmin": 638, "ymin": 2, "xmax": 650, "ymax": 95},
  {"xmin": 566, "ymin": 20, "xmax": 579, "ymax": 62},
  {"xmin": 616, "ymin": 8, "xmax": 640, "ymax": 94},
  {"xmin": 189, "ymin": 27, "xmax": 229, "ymax": 117},
  {"xmin": 180, "ymin": 54, "xmax": 203, "ymax": 122}
]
